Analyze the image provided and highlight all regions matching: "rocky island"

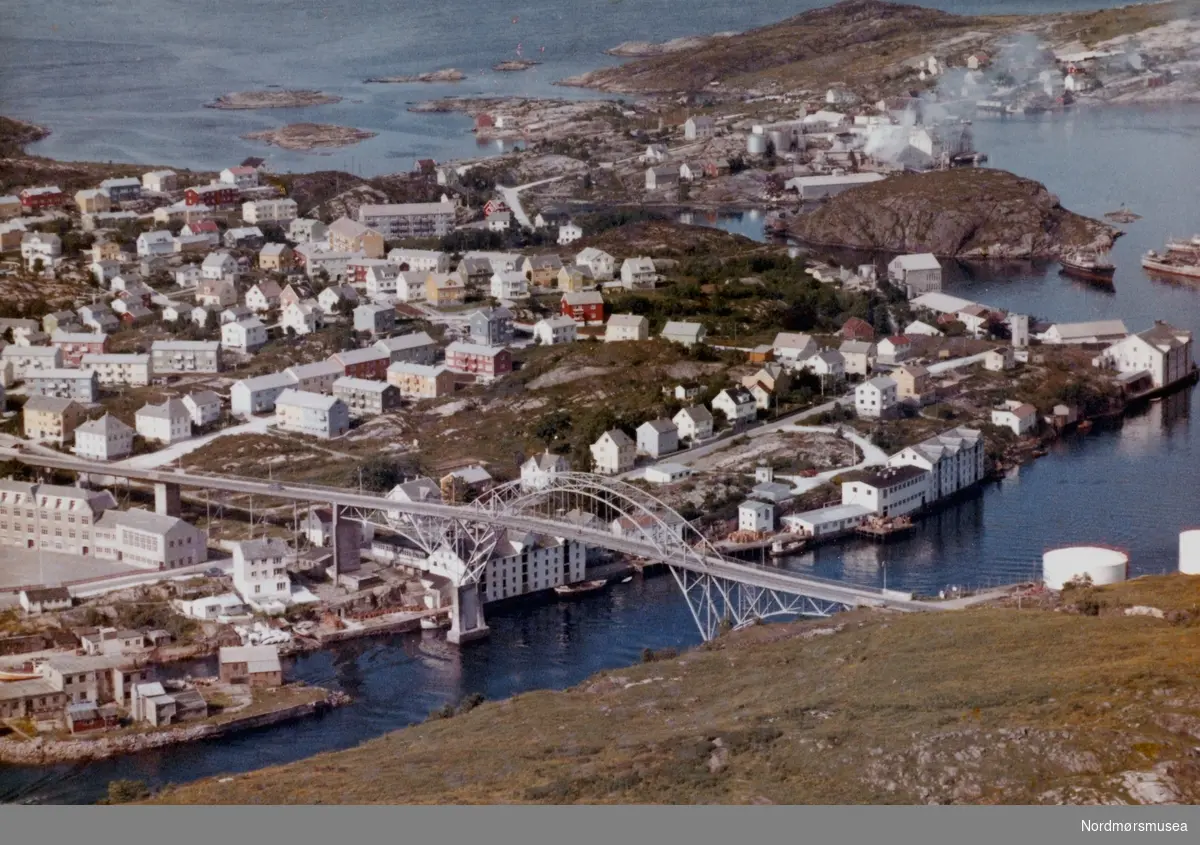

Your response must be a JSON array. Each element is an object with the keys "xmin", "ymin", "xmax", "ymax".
[
  {"xmin": 604, "ymin": 32, "xmax": 739, "ymax": 57},
  {"xmin": 493, "ymin": 59, "xmax": 541, "ymax": 72},
  {"xmin": 365, "ymin": 69, "xmax": 467, "ymax": 83},
  {"xmin": 207, "ymin": 90, "xmax": 342, "ymax": 109},
  {"xmin": 788, "ymin": 168, "xmax": 1118, "ymax": 259},
  {"xmin": 241, "ymin": 123, "xmax": 377, "ymax": 151}
]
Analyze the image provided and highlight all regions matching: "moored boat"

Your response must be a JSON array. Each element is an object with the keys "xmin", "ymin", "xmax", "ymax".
[
  {"xmin": 1165, "ymin": 234, "xmax": 1200, "ymax": 256},
  {"xmin": 768, "ymin": 536, "xmax": 807, "ymax": 557},
  {"xmin": 554, "ymin": 579, "xmax": 607, "ymax": 598},
  {"xmin": 1059, "ymin": 249, "xmax": 1115, "ymax": 283},
  {"xmin": 1142, "ymin": 249, "xmax": 1200, "ymax": 280}
]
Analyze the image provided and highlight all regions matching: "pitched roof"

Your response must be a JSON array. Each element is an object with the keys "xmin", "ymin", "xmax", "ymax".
[
  {"xmin": 137, "ymin": 398, "xmax": 189, "ymax": 420},
  {"xmin": 277, "ymin": 388, "xmax": 343, "ymax": 411}
]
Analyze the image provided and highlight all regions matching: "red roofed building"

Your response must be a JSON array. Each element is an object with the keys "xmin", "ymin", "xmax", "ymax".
[
  {"xmin": 561, "ymin": 291, "xmax": 604, "ymax": 324},
  {"xmin": 20, "ymin": 186, "xmax": 66, "ymax": 210},
  {"xmin": 840, "ymin": 317, "xmax": 875, "ymax": 341},
  {"xmin": 483, "ymin": 199, "xmax": 509, "ymax": 217},
  {"xmin": 185, "ymin": 184, "xmax": 239, "ymax": 208},
  {"xmin": 330, "ymin": 347, "xmax": 391, "ymax": 380}
]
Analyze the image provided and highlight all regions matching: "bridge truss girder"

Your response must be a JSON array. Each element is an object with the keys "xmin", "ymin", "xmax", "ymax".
[{"xmin": 669, "ymin": 567, "xmax": 852, "ymax": 641}]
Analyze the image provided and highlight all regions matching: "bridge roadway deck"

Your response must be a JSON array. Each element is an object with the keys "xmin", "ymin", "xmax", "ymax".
[{"xmin": 1, "ymin": 448, "xmax": 938, "ymax": 614}]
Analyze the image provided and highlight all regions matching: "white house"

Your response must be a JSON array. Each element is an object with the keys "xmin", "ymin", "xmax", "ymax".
[
  {"xmin": 201, "ymin": 251, "xmax": 238, "ymax": 281},
  {"xmin": 636, "ymin": 419, "xmax": 679, "ymax": 458},
  {"xmin": 605, "ymin": 314, "xmax": 649, "ymax": 342},
  {"xmin": 231, "ymin": 372, "xmax": 298, "ymax": 416},
  {"xmin": 353, "ymin": 303, "xmax": 395, "ymax": 335},
  {"xmin": 855, "ymin": 376, "xmax": 898, "ymax": 419},
  {"xmin": 620, "ymin": 257, "xmax": 657, "ymax": 289},
  {"xmin": 245, "ymin": 281, "xmax": 282, "ymax": 314},
  {"xmin": 80, "ymin": 353, "xmax": 151, "ymax": 387},
  {"xmin": 642, "ymin": 144, "xmax": 668, "ymax": 163},
  {"xmin": 1038, "ymin": 320, "xmax": 1128, "ymax": 346},
  {"xmin": 393, "ymin": 271, "xmax": 427, "ymax": 303},
  {"xmin": 281, "ymin": 301, "xmax": 323, "ymax": 336},
  {"xmin": 841, "ymin": 465, "xmax": 930, "ymax": 518},
  {"xmin": 182, "ymin": 391, "xmax": 222, "ymax": 427},
  {"xmin": 905, "ymin": 320, "xmax": 943, "ymax": 337},
  {"xmin": 984, "ymin": 347, "xmax": 1015, "ymax": 371},
  {"xmin": 1094, "ymin": 321, "xmax": 1194, "ymax": 389},
  {"xmin": 887, "ymin": 253, "xmax": 942, "ymax": 297},
  {"xmin": 135, "ymin": 398, "xmax": 192, "ymax": 444},
  {"xmin": 318, "ymin": 283, "xmax": 359, "ymax": 316},
  {"xmin": 712, "ymin": 387, "xmax": 756, "ymax": 427},
  {"xmin": 683, "ymin": 115, "xmax": 715, "ymax": 140},
  {"xmin": 174, "ymin": 265, "xmax": 202, "ymax": 288},
  {"xmin": 887, "ymin": 427, "xmax": 985, "ymax": 502},
  {"xmin": 661, "ymin": 321, "xmax": 706, "ymax": 347},
  {"xmin": 136, "ymin": 230, "xmax": 174, "ymax": 258},
  {"xmin": 557, "ymin": 223, "xmax": 582, "ymax": 246},
  {"xmin": 738, "ymin": 500, "xmax": 774, "ymax": 533},
  {"xmin": 590, "ymin": 429, "xmax": 635, "ymax": 475},
  {"xmin": 533, "ymin": 315, "xmax": 577, "ymax": 346},
  {"xmin": 486, "ymin": 211, "xmax": 511, "ymax": 232},
  {"xmin": 74, "ymin": 414, "xmax": 135, "ymax": 461},
  {"xmin": 220, "ymin": 166, "xmax": 259, "ymax": 189},
  {"xmin": 772, "ymin": 332, "xmax": 818, "ymax": 366},
  {"xmin": 673, "ymin": 406, "xmax": 714, "ymax": 443},
  {"xmin": 221, "ymin": 317, "xmax": 267, "ymax": 353},
  {"xmin": 805, "ymin": 349, "xmax": 846, "ymax": 383},
  {"xmin": 275, "ymin": 389, "xmax": 350, "ymax": 439},
  {"xmin": 576, "ymin": 247, "xmax": 616, "ymax": 281},
  {"xmin": 520, "ymin": 451, "xmax": 569, "ymax": 492},
  {"xmin": 992, "ymin": 400, "xmax": 1038, "ymax": 436},
  {"xmin": 876, "ymin": 335, "xmax": 913, "ymax": 365},
  {"xmin": 491, "ymin": 270, "xmax": 529, "ymax": 300},
  {"xmin": 839, "ymin": 340, "xmax": 876, "ymax": 376},
  {"xmin": 231, "ymin": 538, "xmax": 292, "ymax": 609},
  {"xmin": 387, "ymin": 248, "xmax": 449, "ymax": 273}
]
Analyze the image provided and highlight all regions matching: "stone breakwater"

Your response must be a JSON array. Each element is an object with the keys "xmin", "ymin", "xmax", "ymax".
[{"xmin": 0, "ymin": 690, "xmax": 350, "ymax": 765}]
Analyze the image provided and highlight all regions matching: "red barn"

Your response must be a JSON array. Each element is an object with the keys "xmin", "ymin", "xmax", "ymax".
[
  {"xmin": 184, "ymin": 184, "xmax": 238, "ymax": 207},
  {"xmin": 20, "ymin": 186, "xmax": 66, "ymax": 210},
  {"xmin": 330, "ymin": 347, "xmax": 390, "ymax": 380},
  {"xmin": 561, "ymin": 291, "xmax": 604, "ymax": 324}
]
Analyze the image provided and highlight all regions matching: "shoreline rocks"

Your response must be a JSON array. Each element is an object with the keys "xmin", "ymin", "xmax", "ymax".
[
  {"xmin": 493, "ymin": 60, "xmax": 541, "ymax": 72},
  {"xmin": 241, "ymin": 123, "xmax": 377, "ymax": 151},
  {"xmin": 604, "ymin": 32, "xmax": 739, "ymax": 58},
  {"xmin": 366, "ymin": 69, "xmax": 466, "ymax": 83},
  {"xmin": 207, "ymin": 90, "xmax": 342, "ymax": 110}
]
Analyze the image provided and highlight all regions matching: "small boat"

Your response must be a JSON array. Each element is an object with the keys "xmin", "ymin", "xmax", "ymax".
[
  {"xmin": 1165, "ymin": 234, "xmax": 1200, "ymax": 256},
  {"xmin": 620, "ymin": 576, "xmax": 633, "ymax": 584},
  {"xmin": 554, "ymin": 579, "xmax": 607, "ymax": 598},
  {"xmin": 1077, "ymin": 419, "xmax": 1093, "ymax": 433},
  {"xmin": 1142, "ymin": 249, "xmax": 1200, "ymax": 280},
  {"xmin": 768, "ymin": 536, "xmax": 807, "ymax": 557},
  {"xmin": 1059, "ymin": 249, "xmax": 1115, "ymax": 283}
]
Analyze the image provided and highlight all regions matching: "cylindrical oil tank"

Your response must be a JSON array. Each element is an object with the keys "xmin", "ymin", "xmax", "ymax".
[
  {"xmin": 747, "ymin": 133, "xmax": 767, "ymax": 156},
  {"xmin": 768, "ymin": 129, "xmax": 790, "ymax": 153},
  {"xmin": 1180, "ymin": 529, "xmax": 1200, "ymax": 574},
  {"xmin": 1042, "ymin": 546, "xmax": 1128, "ymax": 590}
]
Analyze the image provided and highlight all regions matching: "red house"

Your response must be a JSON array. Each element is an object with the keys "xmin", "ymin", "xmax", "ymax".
[
  {"xmin": 347, "ymin": 257, "xmax": 390, "ymax": 285},
  {"xmin": 561, "ymin": 291, "xmax": 604, "ymax": 324},
  {"xmin": 475, "ymin": 113, "xmax": 495, "ymax": 131},
  {"xmin": 52, "ymin": 331, "xmax": 108, "ymax": 366},
  {"xmin": 20, "ymin": 186, "xmax": 66, "ymax": 210},
  {"xmin": 840, "ymin": 316, "xmax": 875, "ymax": 341},
  {"xmin": 445, "ymin": 342, "xmax": 512, "ymax": 380},
  {"xmin": 482, "ymin": 199, "xmax": 509, "ymax": 217},
  {"xmin": 330, "ymin": 347, "xmax": 390, "ymax": 380},
  {"xmin": 184, "ymin": 184, "xmax": 238, "ymax": 208}
]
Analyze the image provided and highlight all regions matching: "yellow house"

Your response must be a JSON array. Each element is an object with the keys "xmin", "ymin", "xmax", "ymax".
[
  {"xmin": 557, "ymin": 264, "xmax": 593, "ymax": 293},
  {"xmin": 523, "ymin": 254, "xmax": 563, "ymax": 287},
  {"xmin": 327, "ymin": 217, "xmax": 385, "ymax": 259},
  {"xmin": 893, "ymin": 363, "xmax": 931, "ymax": 403},
  {"xmin": 74, "ymin": 189, "xmax": 112, "ymax": 214},
  {"xmin": 259, "ymin": 243, "xmax": 294, "ymax": 271},
  {"xmin": 386, "ymin": 362, "xmax": 457, "ymax": 399},
  {"xmin": 92, "ymin": 241, "xmax": 123, "ymax": 262},
  {"xmin": 23, "ymin": 396, "xmax": 85, "ymax": 445},
  {"xmin": 0, "ymin": 195, "xmax": 21, "ymax": 219},
  {"xmin": 425, "ymin": 272, "xmax": 465, "ymax": 307}
]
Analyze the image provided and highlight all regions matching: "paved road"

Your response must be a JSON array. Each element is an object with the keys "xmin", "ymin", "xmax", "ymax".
[
  {"xmin": 497, "ymin": 176, "xmax": 569, "ymax": 229},
  {"xmin": 927, "ymin": 351, "xmax": 989, "ymax": 374}
]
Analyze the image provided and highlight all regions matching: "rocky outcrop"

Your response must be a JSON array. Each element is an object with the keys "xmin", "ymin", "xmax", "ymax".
[
  {"xmin": 365, "ymin": 69, "xmax": 466, "ymax": 83},
  {"xmin": 241, "ymin": 123, "xmax": 377, "ymax": 151},
  {"xmin": 207, "ymin": 90, "xmax": 341, "ymax": 109},
  {"xmin": 788, "ymin": 168, "xmax": 1118, "ymax": 259}
]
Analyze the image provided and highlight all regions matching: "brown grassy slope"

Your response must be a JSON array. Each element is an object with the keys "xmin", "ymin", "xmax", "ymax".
[
  {"xmin": 563, "ymin": 0, "xmax": 1009, "ymax": 95},
  {"xmin": 574, "ymin": 219, "xmax": 766, "ymax": 258},
  {"xmin": 154, "ymin": 576, "xmax": 1200, "ymax": 805},
  {"xmin": 788, "ymin": 168, "xmax": 1116, "ymax": 258}
]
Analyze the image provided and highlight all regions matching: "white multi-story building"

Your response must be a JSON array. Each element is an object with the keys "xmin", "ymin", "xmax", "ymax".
[
  {"xmin": 427, "ymin": 531, "xmax": 586, "ymax": 603},
  {"xmin": 182, "ymin": 391, "xmax": 221, "ymax": 427},
  {"xmin": 1094, "ymin": 321, "xmax": 1194, "ymax": 390},
  {"xmin": 80, "ymin": 353, "xmax": 151, "ymax": 387},
  {"xmin": 520, "ymin": 451, "xmax": 569, "ymax": 492},
  {"xmin": 887, "ymin": 253, "xmax": 942, "ymax": 298},
  {"xmin": 841, "ymin": 465, "xmax": 930, "ymax": 518},
  {"xmin": 0, "ymin": 480, "xmax": 116, "ymax": 556},
  {"xmin": 855, "ymin": 376, "xmax": 898, "ymax": 419},
  {"xmin": 221, "ymin": 317, "xmax": 268, "ymax": 353},
  {"xmin": 353, "ymin": 303, "xmax": 396, "ymax": 335},
  {"xmin": 772, "ymin": 332, "xmax": 818, "ymax": 366},
  {"xmin": 604, "ymin": 314, "xmax": 649, "ymax": 343},
  {"xmin": 738, "ymin": 500, "xmax": 774, "ymax": 533},
  {"xmin": 94, "ymin": 508, "xmax": 207, "ymax": 570},
  {"xmin": 673, "ymin": 406, "xmax": 714, "ymax": 443},
  {"xmin": 332, "ymin": 377, "xmax": 401, "ymax": 416},
  {"xmin": 991, "ymin": 400, "xmax": 1038, "ymax": 436},
  {"xmin": 27, "ymin": 369, "xmax": 98, "ymax": 402},
  {"xmin": 387, "ymin": 248, "xmax": 449, "ymax": 273},
  {"xmin": 242, "ymin": 198, "xmax": 298, "ymax": 224},
  {"xmin": 231, "ymin": 372, "xmax": 299, "ymax": 416},
  {"xmin": 357, "ymin": 201, "xmax": 456, "ymax": 239},
  {"xmin": 135, "ymin": 398, "xmax": 192, "ymax": 444},
  {"xmin": 281, "ymin": 301, "xmax": 323, "ymax": 336},
  {"xmin": 490, "ymin": 270, "xmax": 529, "ymax": 300},
  {"xmin": 590, "ymin": 429, "xmax": 635, "ymax": 475},
  {"xmin": 620, "ymin": 257, "xmax": 657, "ymax": 288},
  {"xmin": 533, "ymin": 316, "xmax": 577, "ymax": 346},
  {"xmin": 275, "ymin": 389, "xmax": 350, "ymax": 439},
  {"xmin": 151, "ymin": 340, "xmax": 221, "ymax": 375},
  {"xmin": 74, "ymin": 414, "xmax": 135, "ymax": 461},
  {"xmin": 558, "ymin": 223, "xmax": 583, "ymax": 245},
  {"xmin": 135, "ymin": 230, "xmax": 174, "ymax": 258},
  {"xmin": 284, "ymin": 360, "xmax": 343, "ymax": 394},
  {"xmin": 712, "ymin": 387, "xmax": 756, "ymax": 427},
  {"xmin": 636, "ymin": 419, "xmax": 678, "ymax": 458},
  {"xmin": 201, "ymin": 251, "xmax": 238, "ymax": 282},
  {"xmin": 21, "ymin": 232, "xmax": 62, "ymax": 267},
  {"xmin": 220, "ymin": 166, "xmax": 259, "ymax": 189},
  {"xmin": 575, "ymin": 247, "xmax": 615, "ymax": 281},
  {"xmin": 231, "ymin": 538, "xmax": 292, "ymax": 608},
  {"xmin": 1, "ymin": 345, "xmax": 62, "ymax": 378},
  {"xmin": 887, "ymin": 428, "xmax": 985, "ymax": 502}
]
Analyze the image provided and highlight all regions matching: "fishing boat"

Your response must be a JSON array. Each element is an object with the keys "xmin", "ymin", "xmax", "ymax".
[
  {"xmin": 768, "ymin": 536, "xmax": 807, "ymax": 557},
  {"xmin": 1059, "ymin": 249, "xmax": 1115, "ymax": 283},
  {"xmin": 620, "ymin": 575, "xmax": 633, "ymax": 584},
  {"xmin": 554, "ymin": 579, "xmax": 607, "ymax": 598},
  {"xmin": 1165, "ymin": 234, "xmax": 1200, "ymax": 256},
  {"xmin": 1142, "ymin": 249, "xmax": 1200, "ymax": 280}
]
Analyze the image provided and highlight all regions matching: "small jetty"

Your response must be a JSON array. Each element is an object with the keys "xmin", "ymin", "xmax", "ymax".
[{"xmin": 856, "ymin": 515, "xmax": 915, "ymax": 541}]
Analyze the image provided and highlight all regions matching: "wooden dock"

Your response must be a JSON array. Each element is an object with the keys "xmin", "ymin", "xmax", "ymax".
[{"xmin": 855, "ymin": 520, "xmax": 915, "ymax": 541}]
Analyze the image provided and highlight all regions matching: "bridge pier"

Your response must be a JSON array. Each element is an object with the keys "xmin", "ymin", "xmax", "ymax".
[
  {"xmin": 330, "ymin": 505, "xmax": 361, "ymax": 582},
  {"xmin": 154, "ymin": 482, "xmax": 181, "ymax": 517},
  {"xmin": 446, "ymin": 581, "xmax": 489, "ymax": 645}
]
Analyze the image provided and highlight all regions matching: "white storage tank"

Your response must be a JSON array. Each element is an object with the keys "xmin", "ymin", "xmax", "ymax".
[
  {"xmin": 747, "ymin": 134, "xmax": 768, "ymax": 156},
  {"xmin": 1042, "ymin": 545, "xmax": 1128, "ymax": 590},
  {"xmin": 1180, "ymin": 529, "xmax": 1200, "ymax": 574}
]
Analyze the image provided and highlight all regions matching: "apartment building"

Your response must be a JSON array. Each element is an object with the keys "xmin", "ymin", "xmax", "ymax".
[
  {"xmin": 275, "ymin": 389, "xmax": 350, "ymax": 439},
  {"xmin": 150, "ymin": 340, "xmax": 221, "ymax": 375},
  {"xmin": 386, "ymin": 362, "xmax": 456, "ymax": 399},
  {"xmin": 332, "ymin": 376, "xmax": 402, "ymax": 416},
  {"xmin": 80, "ymin": 353, "xmax": 151, "ymax": 387},
  {"xmin": 357, "ymin": 201, "xmax": 456, "ymax": 239}
]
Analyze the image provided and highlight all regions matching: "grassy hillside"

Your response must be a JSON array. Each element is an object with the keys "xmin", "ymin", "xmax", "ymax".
[{"xmin": 153, "ymin": 575, "xmax": 1200, "ymax": 805}]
